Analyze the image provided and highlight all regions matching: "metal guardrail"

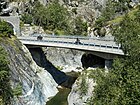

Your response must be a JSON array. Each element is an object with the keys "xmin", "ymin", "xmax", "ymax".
[{"xmin": 19, "ymin": 38, "xmax": 121, "ymax": 50}]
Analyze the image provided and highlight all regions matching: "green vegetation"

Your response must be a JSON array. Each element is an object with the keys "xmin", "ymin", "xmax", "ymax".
[
  {"xmin": 80, "ymin": 76, "xmax": 88, "ymax": 95},
  {"xmin": 0, "ymin": 20, "xmax": 14, "ymax": 37},
  {"xmin": 0, "ymin": 19, "xmax": 22, "ymax": 105},
  {"xmin": 21, "ymin": 13, "xmax": 32, "ymax": 25},
  {"xmin": 0, "ymin": 46, "xmax": 13, "ymax": 105},
  {"xmin": 12, "ymin": 83, "xmax": 22, "ymax": 96},
  {"xmin": 108, "ymin": 7, "xmax": 139, "ymax": 25},
  {"xmin": 73, "ymin": 16, "xmax": 87, "ymax": 36},
  {"xmin": 21, "ymin": 0, "xmax": 87, "ymax": 35},
  {"xmin": 22, "ymin": 0, "xmax": 71, "ymax": 34},
  {"xmin": 0, "ymin": 20, "xmax": 14, "ymax": 105},
  {"xmin": 87, "ymin": 5, "xmax": 140, "ymax": 105},
  {"xmin": 97, "ymin": 0, "xmax": 131, "ymax": 25},
  {"xmin": 56, "ymin": 66, "xmax": 63, "ymax": 71},
  {"xmin": 94, "ymin": 0, "xmax": 133, "ymax": 36}
]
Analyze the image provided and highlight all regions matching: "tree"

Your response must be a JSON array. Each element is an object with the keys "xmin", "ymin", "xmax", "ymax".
[
  {"xmin": 45, "ymin": 1, "xmax": 70, "ymax": 33},
  {"xmin": 30, "ymin": 1, "xmax": 71, "ymax": 34},
  {"xmin": 21, "ymin": 13, "xmax": 32, "ymax": 24},
  {"xmin": 0, "ymin": 20, "xmax": 14, "ymax": 37},
  {"xmin": 87, "ymin": 5, "xmax": 140, "ymax": 105},
  {"xmin": 31, "ymin": 1, "xmax": 47, "ymax": 28},
  {"xmin": 73, "ymin": 16, "xmax": 87, "ymax": 36},
  {"xmin": 0, "ymin": 46, "xmax": 13, "ymax": 105},
  {"xmin": 0, "ymin": 19, "xmax": 14, "ymax": 105},
  {"xmin": 95, "ymin": 0, "xmax": 131, "ymax": 28}
]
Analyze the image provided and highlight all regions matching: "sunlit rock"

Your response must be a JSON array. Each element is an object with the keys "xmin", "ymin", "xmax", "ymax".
[{"xmin": 1, "ymin": 38, "xmax": 58, "ymax": 105}]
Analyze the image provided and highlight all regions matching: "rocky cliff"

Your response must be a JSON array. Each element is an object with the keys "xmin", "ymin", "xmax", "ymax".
[
  {"xmin": 68, "ymin": 69, "xmax": 96, "ymax": 105},
  {"xmin": 0, "ymin": 36, "xmax": 58, "ymax": 105},
  {"xmin": 43, "ymin": 47, "xmax": 84, "ymax": 72}
]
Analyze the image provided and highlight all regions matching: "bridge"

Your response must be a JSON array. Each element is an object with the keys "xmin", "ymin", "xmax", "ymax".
[
  {"xmin": 0, "ymin": 16, "xmax": 123, "ymax": 56},
  {"xmin": 18, "ymin": 34, "xmax": 124, "ymax": 69},
  {"xmin": 0, "ymin": 16, "xmax": 124, "ymax": 69},
  {"xmin": 18, "ymin": 35, "xmax": 123, "ymax": 55},
  {"xmin": 0, "ymin": 16, "xmax": 20, "ymax": 36}
]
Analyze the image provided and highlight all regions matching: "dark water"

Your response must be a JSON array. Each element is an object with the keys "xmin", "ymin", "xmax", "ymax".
[
  {"xmin": 46, "ymin": 72, "xmax": 80, "ymax": 105},
  {"xmin": 46, "ymin": 88, "xmax": 71, "ymax": 105}
]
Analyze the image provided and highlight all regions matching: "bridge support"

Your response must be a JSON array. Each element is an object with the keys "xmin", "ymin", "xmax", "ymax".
[{"xmin": 105, "ymin": 59, "xmax": 112, "ymax": 70}]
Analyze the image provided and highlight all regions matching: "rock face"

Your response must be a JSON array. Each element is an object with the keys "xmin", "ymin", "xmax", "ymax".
[
  {"xmin": 68, "ymin": 70, "xmax": 96, "ymax": 105},
  {"xmin": 43, "ymin": 47, "xmax": 84, "ymax": 72},
  {"xmin": 21, "ymin": 25, "xmax": 45, "ymax": 36},
  {"xmin": 28, "ymin": 47, "xmax": 77, "ymax": 88},
  {"xmin": 0, "ymin": 37, "xmax": 58, "ymax": 105}
]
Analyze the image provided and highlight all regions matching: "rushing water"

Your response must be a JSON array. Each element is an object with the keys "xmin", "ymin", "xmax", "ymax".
[{"xmin": 46, "ymin": 88, "xmax": 71, "ymax": 105}]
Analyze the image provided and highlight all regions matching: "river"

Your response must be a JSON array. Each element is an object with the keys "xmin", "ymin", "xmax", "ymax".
[
  {"xmin": 46, "ymin": 88, "xmax": 70, "ymax": 105},
  {"xmin": 46, "ymin": 72, "xmax": 80, "ymax": 105}
]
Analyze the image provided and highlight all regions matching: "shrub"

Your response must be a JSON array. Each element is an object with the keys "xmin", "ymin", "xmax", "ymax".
[{"xmin": 0, "ymin": 20, "xmax": 14, "ymax": 37}]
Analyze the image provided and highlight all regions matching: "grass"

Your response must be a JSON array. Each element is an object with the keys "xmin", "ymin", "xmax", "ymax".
[{"xmin": 107, "ymin": 6, "xmax": 139, "ymax": 25}]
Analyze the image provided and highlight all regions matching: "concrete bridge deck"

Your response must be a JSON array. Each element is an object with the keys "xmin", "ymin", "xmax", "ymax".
[{"xmin": 18, "ymin": 36, "xmax": 124, "ymax": 55}]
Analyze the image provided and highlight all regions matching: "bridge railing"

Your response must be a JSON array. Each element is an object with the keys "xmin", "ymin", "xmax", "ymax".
[
  {"xmin": 29, "ymin": 33, "xmax": 115, "ymax": 41},
  {"xmin": 19, "ymin": 37, "xmax": 122, "ymax": 50}
]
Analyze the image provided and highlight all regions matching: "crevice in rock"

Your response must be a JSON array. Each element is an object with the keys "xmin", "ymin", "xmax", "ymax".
[
  {"xmin": 28, "ymin": 47, "xmax": 76, "ymax": 88},
  {"xmin": 81, "ymin": 53, "xmax": 105, "ymax": 68}
]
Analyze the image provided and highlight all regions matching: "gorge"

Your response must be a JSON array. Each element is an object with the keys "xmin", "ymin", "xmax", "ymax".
[{"xmin": 0, "ymin": 0, "xmax": 140, "ymax": 105}]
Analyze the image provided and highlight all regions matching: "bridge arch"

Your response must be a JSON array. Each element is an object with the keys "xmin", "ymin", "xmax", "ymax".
[
  {"xmin": 5, "ymin": 20, "xmax": 15, "ymax": 33},
  {"xmin": 81, "ymin": 53, "xmax": 105, "ymax": 69},
  {"xmin": 0, "ymin": 16, "xmax": 20, "ymax": 36}
]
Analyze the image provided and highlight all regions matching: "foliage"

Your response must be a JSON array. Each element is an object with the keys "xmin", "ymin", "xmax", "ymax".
[
  {"xmin": 95, "ymin": 0, "xmax": 116, "ymax": 27},
  {"xmin": 21, "ymin": 13, "xmax": 32, "ymax": 24},
  {"xmin": 0, "ymin": 20, "xmax": 14, "ymax": 37},
  {"xmin": 96, "ymin": 27, "xmax": 106, "ymax": 37},
  {"xmin": 113, "ymin": 13, "xmax": 140, "ymax": 55},
  {"xmin": 108, "ymin": 7, "xmax": 139, "ymax": 30},
  {"xmin": 56, "ymin": 66, "xmax": 63, "ymax": 70},
  {"xmin": 31, "ymin": 1, "xmax": 71, "ymax": 34},
  {"xmin": 72, "ymin": 8, "xmax": 77, "ymax": 14},
  {"xmin": 73, "ymin": 16, "xmax": 87, "ymax": 36},
  {"xmin": 20, "ymin": 0, "xmax": 88, "ymax": 35},
  {"xmin": 46, "ymin": 1, "xmax": 70, "ymax": 32},
  {"xmin": 87, "ymin": 5, "xmax": 140, "ymax": 105},
  {"xmin": 31, "ymin": 1, "xmax": 47, "ymax": 28},
  {"xmin": 0, "ymin": 46, "xmax": 13, "ymax": 105},
  {"xmin": 80, "ymin": 72, "xmax": 88, "ymax": 96},
  {"xmin": 95, "ymin": 0, "xmax": 131, "ymax": 28},
  {"xmin": 12, "ymin": 83, "xmax": 22, "ymax": 96}
]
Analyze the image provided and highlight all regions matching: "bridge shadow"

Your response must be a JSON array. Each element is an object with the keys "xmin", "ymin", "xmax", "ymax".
[
  {"xmin": 28, "ymin": 47, "xmax": 77, "ymax": 88},
  {"xmin": 81, "ymin": 53, "xmax": 105, "ymax": 69}
]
